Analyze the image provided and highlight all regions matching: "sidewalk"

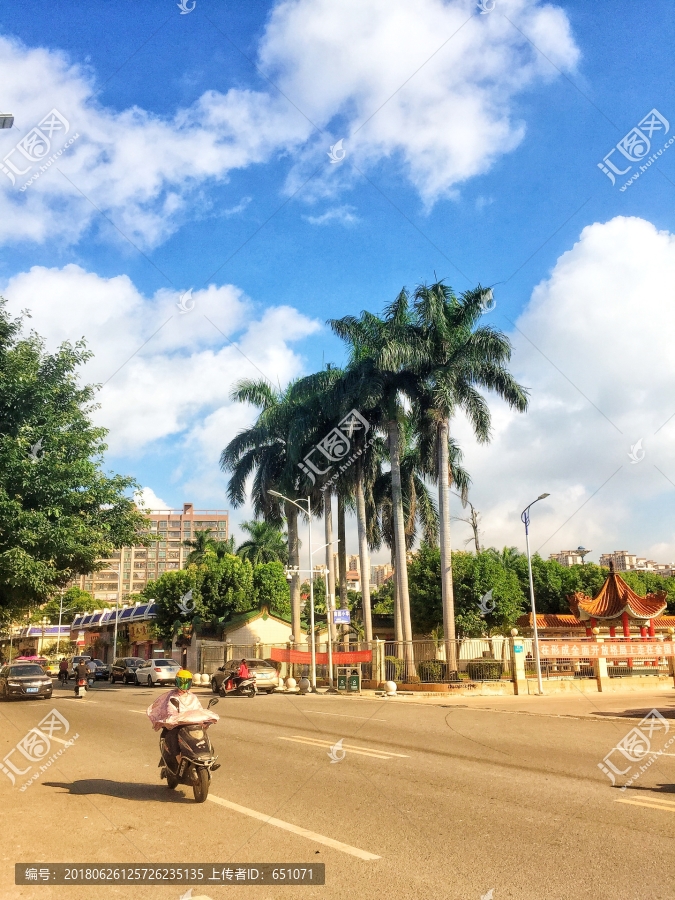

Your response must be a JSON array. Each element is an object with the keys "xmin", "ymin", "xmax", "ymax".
[{"xmin": 299, "ymin": 684, "xmax": 675, "ymax": 720}]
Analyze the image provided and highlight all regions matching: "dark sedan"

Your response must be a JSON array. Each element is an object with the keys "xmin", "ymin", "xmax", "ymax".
[
  {"xmin": 88, "ymin": 659, "xmax": 110, "ymax": 680},
  {"xmin": 0, "ymin": 664, "xmax": 53, "ymax": 701},
  {"xmin": 109, "ymin": 657, "xmax": 145, "ymax": 684}
]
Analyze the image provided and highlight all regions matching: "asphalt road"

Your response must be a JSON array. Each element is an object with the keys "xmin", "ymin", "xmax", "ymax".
[{"xmin": 2, "ymin": 680, "xmax": 675, "ymax": 900}]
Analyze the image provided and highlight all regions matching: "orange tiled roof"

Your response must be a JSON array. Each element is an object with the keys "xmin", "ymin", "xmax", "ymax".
[
  {"xmin": 570, "ymin": 571, "xmax": 667, "ymax": 621},
  {"xmin": 517, "ymin": 613, "xmax": 675, "ymax": 630}
]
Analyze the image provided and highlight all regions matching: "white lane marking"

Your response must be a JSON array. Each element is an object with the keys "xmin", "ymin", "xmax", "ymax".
[
  {"xmin": 207, "ymin": 793, "xmax": 380, "ymax": 860},
  {"xmin": 303, "ymin": 710, "xmax": 387, "ymax": 722},
  {"xmin": 278, "ymin": 735, "xmax": 408, "ymax": 759}
]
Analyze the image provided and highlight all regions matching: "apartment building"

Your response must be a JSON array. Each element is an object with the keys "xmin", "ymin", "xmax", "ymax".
[
  {"xmin": 549, "ymin": 549, "xmax": 590, "ymax": 567},
  {"xmin": 371, "ymin": 563, "xmax": 394, "ymax": 587},
  {"xmin": 598, "ymin": 550, "xmax": 674, "ymax": 576},
  {"xmin": 71, "ymin": 502, "xmax": 229, "ymax": 604}
]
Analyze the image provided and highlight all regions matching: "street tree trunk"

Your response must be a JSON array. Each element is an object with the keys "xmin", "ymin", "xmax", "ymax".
[
  {"xmin": 388, "ymin": 417, "xmax": 414, "ymax": 672},
  {"xmin": 355, "ymin": 458, "xmax": 373, "ymax": 643},
  {"xmin": 324, "ymin": 491, "xmax": 336, "ymax": 643},
  {"xmin": 437, "ymin": 419, "xmax": 457, "ymax": 673},
  {"xmin": 286, "ymin": 501, "xmax": 301, "ymax": 643},
  {"xmin": 392, "ymin": 545, "xmax": 403, "ymax": 654},
  {"xmin": 337, "ymin": 493, "xmax": 349, "ymax": 647}
]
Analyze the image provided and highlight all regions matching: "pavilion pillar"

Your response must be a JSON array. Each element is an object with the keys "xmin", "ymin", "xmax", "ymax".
[
  {"xmin": 668, "ymin": 631, "xmax": 675, "ymax": 686},
  {"xmin": 609, "ymin": 624, "xmax": 617, "ymax": 663},
  {"xmin": 593, "ymin": 636, "xmax": 609, "ymax": 692},
  {"xmin": 622, "ymin": 611, "xmax": 633, "ymax": 669},
  {"xmin": 647, "ymin": 620, "xmax": 656, "ymax": 666}
]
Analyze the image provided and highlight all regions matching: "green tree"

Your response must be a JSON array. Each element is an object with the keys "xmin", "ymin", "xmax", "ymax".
[
  {"xmin": 183, "ymin": 528, "xmax": 216, "ymax": 565},
  {"xmin": 409, "ymin": 545, "xmax": 525, "ymax": 637},
  {"xmin": 237, "ymin": 520, "xmax": 288, "ymax": 565},
  {"xmin": 0, "ymin": 303, "xmax": 148, "ymax": 614},
  {"xmin": 145, "ymin": 569, "xmax": 205, "ymax": 642},
  {"xmin": 29, "ymin": 585, "xmax": 97, "ymax": 624},
  {"xmin": 253, "ymin": 561, "xmax": 291, "ymax": 619},
  {"xmin": 411, "ymin": 282, "xmax": 528, "ymax": 652}
]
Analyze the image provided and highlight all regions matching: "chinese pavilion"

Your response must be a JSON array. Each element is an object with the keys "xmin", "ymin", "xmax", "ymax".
[{"xmin": 517, "ymin": 563, "xmax": 675, "ymax": 638}]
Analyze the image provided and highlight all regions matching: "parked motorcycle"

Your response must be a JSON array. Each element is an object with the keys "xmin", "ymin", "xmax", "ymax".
[
  {"xmin": 159, "ymin": 697, "xmax": 220, "ymax": 802},
  {"xmin": 219, "ymin": 674, "xmax": 256, "ymax": 698}
]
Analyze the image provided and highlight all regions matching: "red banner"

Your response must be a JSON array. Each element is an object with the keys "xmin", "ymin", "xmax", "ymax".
[
  {"xmin": 539, "ymin": 640, "xmax": 674, "ymax": 659},
  {"xmin": 269, "ymin": 648, "xmax": 372, "ymax": 664}
]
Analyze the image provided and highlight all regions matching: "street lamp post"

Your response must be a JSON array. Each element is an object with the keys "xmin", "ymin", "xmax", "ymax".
[
  {"xmin": 40, "ymin": 617, "xmax": 50, "ymax": 656},
  {"xmin": 521, "ymin": 493, "xmax": 550, "ymax": 696},
  {"xmin": 312, "ymin": 539, "xmax": 340, "ymax": 693},
  {"xmin": 269, "ymin": 491, "xmax": 317, "ymax": 692},
  {"xmin": 56, "ymin": 589, "xmax": 65, "ymax": 654},
  {"xmin": 112, "ymin": 594, "xmax": 121, "ymax": 662}
]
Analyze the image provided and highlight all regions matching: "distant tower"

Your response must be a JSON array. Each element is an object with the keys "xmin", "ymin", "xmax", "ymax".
[{"xmin": 577, "ymin": 546, "xmax": 591, "ymax": 565}]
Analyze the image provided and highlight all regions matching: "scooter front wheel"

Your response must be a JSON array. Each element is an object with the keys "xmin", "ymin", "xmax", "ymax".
[
  {"xmin": 193, "ymin": 768, "xmax": 209, "ymax": 803},
  {"xmin": 166, "ymin": 773, "xmax": 179, "ymax": 790}
]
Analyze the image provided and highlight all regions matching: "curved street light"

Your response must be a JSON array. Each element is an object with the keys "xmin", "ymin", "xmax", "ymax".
[{"xmin": 521, "ymin": 493, "xmax": 550, "ymax": 695}]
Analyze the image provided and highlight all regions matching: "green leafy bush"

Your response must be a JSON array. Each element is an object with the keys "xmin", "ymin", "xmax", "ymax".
[
  {"xmin": 385, "ymin": 656, "xmax": 404, "ymax": 681},
  {"xmin": 417, "ymin": 660, "xmax": 447, "ymax": 682},
  {"xmin": 466, "ymin": 659, "xmax": 502, "ymax": 681}
]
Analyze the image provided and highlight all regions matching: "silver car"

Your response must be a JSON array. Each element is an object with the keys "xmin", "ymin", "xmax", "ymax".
[{"xmin": 134, "ymin": 658, "xmax": 181, "ymax": 686}]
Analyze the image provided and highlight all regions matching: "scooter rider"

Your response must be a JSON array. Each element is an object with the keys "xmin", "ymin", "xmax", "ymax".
[
  {"xmin": 146, "ymin": 669, "xmax": 219, "ymax": 767},
  {"xmin": 74, "ymin": 659, "xmax": 89, "ymax": 696}
]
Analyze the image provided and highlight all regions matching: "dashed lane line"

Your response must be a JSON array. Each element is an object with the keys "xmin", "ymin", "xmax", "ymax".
[
  {"xmin": 615, "ymin": 797, "xmax": 675, "ymax": 813},
  {"xmin": 207, "ymin": 793, "xmax": 380, "ymax": 860}
]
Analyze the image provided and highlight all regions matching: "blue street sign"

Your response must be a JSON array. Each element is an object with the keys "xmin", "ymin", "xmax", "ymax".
[{"xmin": 332, "ymin": 609, "xmax": 351, "ymax": 624}]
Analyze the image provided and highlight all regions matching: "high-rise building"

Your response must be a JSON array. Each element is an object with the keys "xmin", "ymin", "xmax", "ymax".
[
  {"xmin": 348, "ymin": 555, "xmax": 360, "ymax": 573},
  {"xmin": 549, "ymin": 550, "xmax": 587, "ymax": 566},
  {"xmin": 70, "ymin": 502, "xmax": 229, "ymax": 604},
  {"xmin": 598, "ymin": 550, "xmax": 673, "ymax": 575},
  {"xmin": 371, "ymin": 563, "xmax": 394, "ymax": 587}
]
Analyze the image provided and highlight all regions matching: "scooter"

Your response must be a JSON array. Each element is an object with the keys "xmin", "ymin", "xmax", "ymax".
[
  {"xmin": 74, "ymin": 676, "xmax": 88, "ymax": 698},
  {"xmin": 159, "ymin": 697, "xmax": 220, "ymax": 803},
  {"xmin": 219, "ymin": 674, "xmax": 256, "ymax": 698}
]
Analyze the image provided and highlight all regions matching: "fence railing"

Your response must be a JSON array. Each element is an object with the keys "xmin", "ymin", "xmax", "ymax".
[{"xmin": 197, "ymin": 638, "xmax": 526, "ymax": 684}]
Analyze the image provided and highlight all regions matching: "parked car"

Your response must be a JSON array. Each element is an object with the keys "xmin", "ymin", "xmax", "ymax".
[
  {"xmin": 134, "ymin": 658, "xmax": 181, "ymax": 686},
  {"xmin": 0, "ymin": 663, "xmax": 53, "ymax": 701},
  {"xmin": 109, "ymin": 657, "xmax": 145, "ymax": 684},
  {"xmin": 211, "ymin": 659, "xmax": 280, "ymax": 694},
  {"xmin": 88, "ymin": 659, "xmax": 110, "ymax": 680}
]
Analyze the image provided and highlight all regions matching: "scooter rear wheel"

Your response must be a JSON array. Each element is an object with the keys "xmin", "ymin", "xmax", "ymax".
[
  {"xmin": 166, "ymin": 773, "xmax": 178, "ymax": 790},
  {"xmin": 193, "ymin": 768, "xmax": 209, "ymax": 803}
]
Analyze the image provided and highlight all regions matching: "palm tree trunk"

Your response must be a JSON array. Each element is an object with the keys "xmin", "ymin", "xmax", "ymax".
[
  {"xmin": 388, "ymin": 418, "xmax": 414, "ymax": 673},
  {"xmin": 324, "ymin": 491, "xmax": 336, "ymax": 643},
  {"xmin": 286, "ymin": 501, "xmax": 301, "ymax": 644},
  {"xmin": 392, "ymin": 544, "xmax": 403, "ymax": 654},
  {"xmin": 355, "ymin": 459, "xmax": 373, "ymax": 643},
  {"xmin": 437, "ymin": 419, "xmax": 457, "ymax": 673},
  {"xmin": 337, "ymin": 493, "xmax": 349, "ymax": 648}
]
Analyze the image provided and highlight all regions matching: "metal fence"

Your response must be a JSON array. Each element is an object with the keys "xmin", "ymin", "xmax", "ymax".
[{"xmin": 197, "ymin": 638, "xmax": 531, "ymax": 684}]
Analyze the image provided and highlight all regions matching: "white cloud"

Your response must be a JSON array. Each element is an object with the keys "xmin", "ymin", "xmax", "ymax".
[
  {"xmin": 134, "ymin": 487, "xmax": 171, "ymax": 511},
  {"xmin": 2, "ymin": 265, "xmax": 320, "ymax": 460},
  {"xmin": 304, "ymin": 205, "xmax": 359, "ymax": 226},
  {"xmin": 452, "ymin": 216, "xmax": 675, "ymax": 563},
  {"xmin": 0, "ymin": 0, "xmax": 578, "ymax": 247}
]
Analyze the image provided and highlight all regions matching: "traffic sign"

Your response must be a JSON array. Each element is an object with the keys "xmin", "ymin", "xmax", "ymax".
[{"xmin": 333, "ymin": 609, "xmax": 350, "ymax": 624}]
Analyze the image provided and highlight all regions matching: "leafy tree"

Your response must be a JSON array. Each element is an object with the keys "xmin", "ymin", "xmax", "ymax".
[
  {"xmin": 29, "ymin": 585, "xmax": 97, "ymax": 624},
  {"xmin": 143, "ymin": 569, "xmax": 205, "ymax": 641},
  {"xmin": 253, "ymin": 561, "xmax": 290, "ymax": 619},
  {"xmin": 183, "ymin": 529, "xmax": 215, "ymax": 565},
  {"xmin": 409, "ymin": 544, "xmax": 525, "ymax": 636},
  {"xmin": 372, "ymin": 579, "xmax": 394, "ymax": 615},
  {"xmin": 0, "ymin": 303, "xmax": 148, "ymax": 614},
  {"xmin": 237, "ymin": 520, "xmax": 288, "ymax": 565},
  {"xmin": 205, "ymin": 554, "xmax": 255, "ymax": 620}
]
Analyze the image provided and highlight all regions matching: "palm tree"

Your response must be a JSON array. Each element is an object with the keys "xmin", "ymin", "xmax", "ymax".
[
  {"xmin": 412, "ymin": 281, "xmax": 528, "ymax": 660},
  {"xmin": 221, "ymin": 380, "xmax": 307, "ymax": 640},
  {"xmin": 237, "ymin": 520, "xmax": 288, "ymax": 565},
  {"xmin": 330, "ymin": 293, "xmax": 426, "ymax": 665},
  {"xmin": 212, "ymin": 536, "xmax": 236, "ymax": 559},
  {"xmin": 183, "ymin": 528, "xmax": 216, "ymax": 565}
]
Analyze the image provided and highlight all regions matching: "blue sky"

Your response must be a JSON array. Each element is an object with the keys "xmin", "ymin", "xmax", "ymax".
[{"xmin": 2, "ymin": 0, "xmax": 675, "ymax": 562}]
